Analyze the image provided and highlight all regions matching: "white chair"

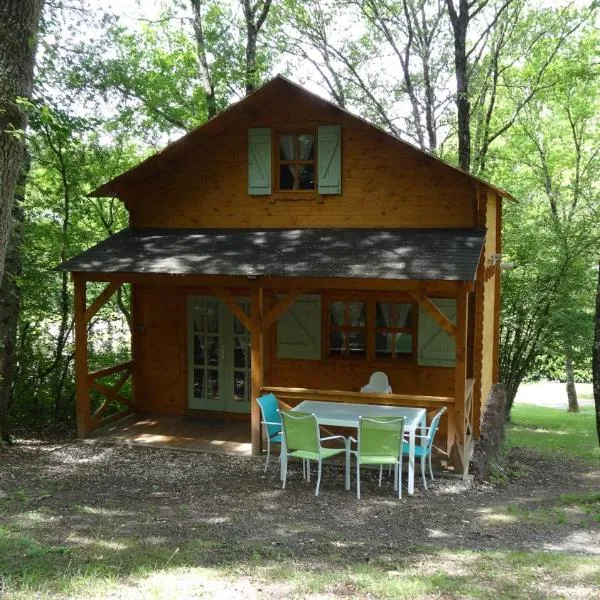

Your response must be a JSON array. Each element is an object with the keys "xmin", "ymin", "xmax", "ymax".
[{"xmin": 361, "ymin": 371, "xmax": 392, "ymax": 394}]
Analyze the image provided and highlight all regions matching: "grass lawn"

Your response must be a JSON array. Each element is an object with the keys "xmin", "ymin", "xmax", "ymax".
[
  {"xmin": 506, "ymin": 403, "xmax": 600, "ymax": 463},
  {"xmin": 1, "ymin": 399, "xmax": 599, "ymax": 599}
]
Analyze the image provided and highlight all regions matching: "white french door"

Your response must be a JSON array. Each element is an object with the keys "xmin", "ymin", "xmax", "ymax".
[{"xmin": 187, "ymin": 296, "xmax": 251, "ymax": 413}]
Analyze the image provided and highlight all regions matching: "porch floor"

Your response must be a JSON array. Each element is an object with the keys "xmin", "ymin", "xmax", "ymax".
[{"xmin": 90, "ymin": 414, "xmax": 252, "ymax": 456}]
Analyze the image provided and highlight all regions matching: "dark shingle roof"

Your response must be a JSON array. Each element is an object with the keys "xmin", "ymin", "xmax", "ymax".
[{"xmin": 59, "ymin": 228, "xmax": 485, "ymax": 281}]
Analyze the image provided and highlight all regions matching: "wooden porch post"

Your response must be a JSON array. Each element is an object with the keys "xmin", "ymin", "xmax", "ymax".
[
  {"xmin": 250, "ymin": 285, "xmax": 264, "ymax": 455},
  {"xmin": 451, "ymin": 284, "xmax": 469, "ymax": 475},
  {"xmin": 73, "ymin": 275, "xmax": 91, "ymax": 438}
]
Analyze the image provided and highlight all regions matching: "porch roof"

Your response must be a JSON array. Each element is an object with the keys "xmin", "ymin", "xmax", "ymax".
[{"xmin": 59, "ymin": 227, "xmax": 485, "ymax": 281}]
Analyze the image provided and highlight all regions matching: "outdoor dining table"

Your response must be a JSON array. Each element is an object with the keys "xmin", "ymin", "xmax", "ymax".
[{"xmin": 292, "ymin": 400, "xmax": 427, "ymax": 496}]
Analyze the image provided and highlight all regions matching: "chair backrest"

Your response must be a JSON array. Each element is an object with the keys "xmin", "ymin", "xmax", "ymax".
[
  {"xmin": 256, "ymin": 393, "xmax": 281, "ymax": 438},
  {"xmin": 280, "ymin": 411, "xmax": 320, "ymax": 455},
  {"xmin": 425, "ymin": 407, "xmax": 447, "ymax": 450},
  {"xmin": 361, "ymin": 371, "xmax": 392, "ymax": 394},
  {"xmin": 358, "ymin": 416, "xmax": 405, "ymax": 459}
]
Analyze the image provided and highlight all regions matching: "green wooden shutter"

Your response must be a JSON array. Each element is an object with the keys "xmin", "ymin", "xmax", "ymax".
[
  {"xmin": 248, "ymin": 128, "xmax": 271, "ymax": 195},
  {"xmin": 317, "ymin": 125, "xmax": 342, "ymax": 194},
  {"xmin": 277, "ymin": 294, "xmax": 321, "ymax": 360},
  {"xmin": 417, "ymin": 299, "xmax": 456, "ymax": 367}
]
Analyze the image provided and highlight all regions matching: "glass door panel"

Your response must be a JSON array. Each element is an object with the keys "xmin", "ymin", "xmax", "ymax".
[
  {"xmin": 189, "ymin": 298, "xmax": 222, "ymax": 410},
  {"xmin": 188, "ymin": 296, "xmax": 251, "ymax": 414},
  {"xmin": 227, "ymin": 300, "xmax": 251, "ymax": 413}
]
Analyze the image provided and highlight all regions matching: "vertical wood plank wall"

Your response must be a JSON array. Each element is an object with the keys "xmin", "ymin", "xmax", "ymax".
[
  {"xmin": 480, "ymin": 191, "xmax": 499, "ymax": 410},
  {"xmin": 124, "ymin": 87, "xmax": 478, "ymax": 230},
  {"xmin": 132, "ymin": 283, "xmax": 457, "ymax": 416}
]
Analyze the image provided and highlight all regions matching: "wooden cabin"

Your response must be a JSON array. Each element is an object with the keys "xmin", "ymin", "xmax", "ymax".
[{"xmin": 61, "ymin": 75, "xmax": 511, "ymax": 474}]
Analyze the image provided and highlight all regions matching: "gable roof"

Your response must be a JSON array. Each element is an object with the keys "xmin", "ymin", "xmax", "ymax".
[
  {"xmin": 59, "ymin": 227, "xmax": 486, "ymax": 282},
  {"xmin": 90, "ymin": 75, "xmax": 515, "ymax": 201}
]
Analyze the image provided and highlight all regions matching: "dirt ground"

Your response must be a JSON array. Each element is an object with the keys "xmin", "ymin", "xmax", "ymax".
[{"xmin": 2, "ymin": 432, "xmax": 599, "ymax": 568}]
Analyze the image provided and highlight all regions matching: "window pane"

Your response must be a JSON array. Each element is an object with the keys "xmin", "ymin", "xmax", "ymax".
[
  {"xmin": 298, "ymin": 134, "xmax": 315, "ymax": 159},
  {"xmin": 207, "ymin": 335, "xmax": 219, "ymax": 366},
  {"xmin": 234, "ymin": 338, "xmax": 247, "ymax": 369},
  {"xmin": 396, "ymin": 304, "xmax": 413, "ymax": 328},
  {"xmin": 348, "ymin": 332, "xmax": 366, "ymax": 356},
  {"xmin": 279, "ymin": 135, "xmax": 295, "ymax": 160},
  {"xmin": 279, "ymin": 165, "xmax": 296, "ymax": 189},
  {"xmin": 396, "ymin": 333, "xmax": 412, "ymax": 354},
  {"xmin": 376, "ymin": 302, "xmax": 391, "ymax": 328},
  {"xmin": 330, "ymin": 301, "xmax": 345, "ymax": 325},
  {"xmin": 233, "ymin": 373, "xmax": 246, "ymax": 401},
  {"xmin": 376, "ymin": 332, "xmax": 393, "ymax": 357},
  {"xmin": 329, "ymin": 330, "xmax": 345, "ymax": 355},
  {"xmin": 193, "ymin": 369, "xmax": 204, "ymax": 398},
  {"xmin": 193, "ymin": 335, "xmax": 205, "ymax": 365},
  {"xmin": 349, "ymin": 302, "xmax": 366, "ymax": 326},
  {"xmin": 206, "ymin": 300, "xmax": 219, "ymax": 332},
  {"xmin": 207, "ymin": 369, "xmax": 219, "ymax": 399},
  {"xmin": 298, "ymin": 164, "xmax": 315, "ymax": 189},
  {"xmin": 193, "ymin": 302, "xmax": 205, "ymax": 332}
]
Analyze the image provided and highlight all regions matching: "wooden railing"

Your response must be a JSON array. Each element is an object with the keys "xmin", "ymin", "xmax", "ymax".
[
  {"xmin": 260, "ymin": 386, "xmax": 454, "ymax": 409},
  {"xmin": 88, "ymin": 360, "xmax": 134, "ymax": 430}
]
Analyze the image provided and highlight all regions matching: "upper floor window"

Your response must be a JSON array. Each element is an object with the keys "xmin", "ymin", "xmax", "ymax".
[
  {"xmin": 248, "ymin": 125, "xmax": 341, "ymax": 196},
  {"xmin": 278, "ymin": 133, "xmax": 316, "ymax": 191}
]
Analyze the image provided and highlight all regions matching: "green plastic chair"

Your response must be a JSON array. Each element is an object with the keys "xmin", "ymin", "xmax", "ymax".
[
  {"xmin": 349, "ymin": 416, "xmax": 405, "ymax": 499},
  {"xmin": 402, "ymin": 406, "xmax": 447, "ymax": 490},
  {"xmin": 280, "ymin": 411, "xmax": 350, "ymax": 496}
]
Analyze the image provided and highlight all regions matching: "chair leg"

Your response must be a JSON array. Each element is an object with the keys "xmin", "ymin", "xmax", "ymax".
[
  {"xmin": 264, "ymin": 436, "xmax": 271, "ymax": 473},
  {"xmin": 429, "ymin": 454, "xmax": 434, "ymax": 480},
  {"xmin": 378, "ymin": 465, "xmax": 383, "ymax": 487},
  {"xmin": 315, "ymin": 460, "xmax": 322, "ymax": 496},
  {"xmin": 398, "ymin": 455, "xmax": 403, "ymax": 499},
  {"xmin": 356, "ymin": 461, "xmax": 361, "ymax": 499},
  {"xmin": 421, "ymin": 456, "xmax": 428, "ymax": 490},
  {"xmin": 281, "ymin": 454, "xmax": 288, "ymax": 489},
  {"xmin": 345, "ymin": 446, "xmax": 351, "ymax": 491}
]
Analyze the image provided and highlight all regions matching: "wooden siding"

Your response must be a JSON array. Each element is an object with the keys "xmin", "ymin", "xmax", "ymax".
[
  {"xmin": 133, "ymin": 284, "xmax": 187, "ymax": 415},
  {"xmin": 480, "ymin": 191, "xmax": 498, "ymax": 411},
  {"xmin": 125, "ymin": 87, "xmax": 477, "ymax": 229},
  {"xmin": 132, "ymin": 282, "xmax": 457, "ymax": 416}
]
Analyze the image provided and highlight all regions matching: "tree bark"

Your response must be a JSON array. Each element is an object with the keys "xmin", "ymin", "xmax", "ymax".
[
  {"xmin": 446, "ymin": 0, "xmax": 471, "ymax": 171},
  {"xmin": 241, "ymin": 0, "xmax": 272, "ymax": 95},
  {"xmin": 593, "ymin": 259, "xmax": 600, "ymax": 445},
  {"xmin": 0, "ymin": 0, "xmax": 44, "ymax": 285},
  {"xmin": 190, "ymin": 0, "xmax": 217, "ymax": 119},
  {"xmin": 565, "ymin": 347, "xmax": 579, "ymax": 413},
  {"xmin": 0, "ymin": 155, "xmax": 26, "ymax": 443}
]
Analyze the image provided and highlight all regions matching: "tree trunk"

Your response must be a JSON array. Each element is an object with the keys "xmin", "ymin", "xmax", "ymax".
[
  {"xmin": 446, "ymin": 0, "xmax": 471, "ymax": 171},
  {"xmin": 593, "ymin": 259, "xmax": 600, "ymax": 445},
  {"xmin": 565, "ymin": 348, "xmax": 579, "ymax": 413},
  {"xmin": 0, "ymin": 157, "xmax": 26, "ymax": 443},
  {"xmin": 190, "ymin": 0, "xmax": 217, "ymax": 119},
  {"xmin": 241, "ymin": 0, "xmax": 272, "ymax": 95},
  {"xmin": 0, "ymin": 0, "xmax": 44, "ymax": 284}
]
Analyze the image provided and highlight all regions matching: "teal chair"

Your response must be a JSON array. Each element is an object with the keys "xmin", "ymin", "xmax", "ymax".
[
  {"xmin": 280, "ymin": 411, "xmax": 350, "ymax": 496},
  {"xmin": 349, "ymin": 416, "xmax": 405, "ymax": 499},
  {"xmin": 403, "ymin": 406, "xmax": 447, "ymax": 489},
  {"xmin": 257, "ymin": 393, "xmax": 283, "ymax": 473}
]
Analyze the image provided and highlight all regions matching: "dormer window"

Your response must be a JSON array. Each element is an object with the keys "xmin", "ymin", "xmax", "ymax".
[
  {"xmin": 278, "ymin": 133, "xmax": 316, "ymax": 191},
  {"xmin": 248, "ymin": 125, "xmax": 341, "ymax": 196}
]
